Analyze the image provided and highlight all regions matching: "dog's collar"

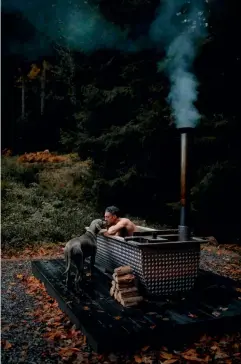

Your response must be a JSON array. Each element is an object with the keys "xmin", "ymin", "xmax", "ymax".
[{"xmin": 85, "ymin": 229, "xmax": 96, "ymax": 238}]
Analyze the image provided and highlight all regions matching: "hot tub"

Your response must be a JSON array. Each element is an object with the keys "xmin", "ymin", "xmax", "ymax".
[{"xmin": 96, "ymin": 226, "xmax": 205, "ymax": 296}]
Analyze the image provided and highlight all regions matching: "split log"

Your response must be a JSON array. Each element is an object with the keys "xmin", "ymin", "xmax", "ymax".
[
  {"xmin": 116, "ymin": 283, "xmax": 136, "ymax": 290},
  {"xmin": 117, "ymin": 286, "xmax": 138, "ymax": 294},
  {"xmin": 120, "ymin": 296, "xmax": 143, "ymax": 306},
  {"xmin": 114, "ymin": 266, "xmax": 133, "ymax": 276},
  {"xmin": 117, "ymin": 291, "xmax": 139, "ymax": 301},
  {"xmin": 121, "ymin": 301, "xmax": 138, "ymax": 307},
  {"xmin": 119, "ymin": 291, "xmax": 139, "ymax": 299},
  {"xmin": 110, "ymin": 286, "xmax": 115, "ymax": 297},
  {"xmin": 114, "ymin": 274, "xmax": 135, "ymax": 284},
  {"xmin": 114, "ymin": 290, "xmax": 121, "ymax": 302}
]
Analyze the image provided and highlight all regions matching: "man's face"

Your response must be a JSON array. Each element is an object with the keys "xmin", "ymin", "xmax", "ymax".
[{"xmin": 104, "ymin": 211, "xmax": 118, "ymax": 227}]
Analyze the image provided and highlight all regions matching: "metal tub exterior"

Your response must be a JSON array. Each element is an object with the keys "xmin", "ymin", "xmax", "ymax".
[{"xmin": 96, "ymin": 230, "xmax": 202, "ymax": 296}]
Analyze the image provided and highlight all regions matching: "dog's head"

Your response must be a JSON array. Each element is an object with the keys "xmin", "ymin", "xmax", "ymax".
[{"xmin": 88, "ymin": 219, "xmax": 106, "ymax": 234}]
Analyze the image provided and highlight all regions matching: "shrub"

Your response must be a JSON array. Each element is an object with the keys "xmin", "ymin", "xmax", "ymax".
[
  {"xmin": 1, "ymin": 178, "xmax": 98, "ymax": 250},
  {"xmin": 1, "ymin": 157, "xmax": 43, "ymax": 187}
]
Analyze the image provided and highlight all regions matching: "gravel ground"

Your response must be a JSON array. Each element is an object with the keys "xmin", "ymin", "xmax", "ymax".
[
  {"xmin": 1, "ymin": 260, "xmax": 58, "ymax": 364},
  {"xmin": 200, "ymin": 248, "xmax": 241, "ymax": 281}
]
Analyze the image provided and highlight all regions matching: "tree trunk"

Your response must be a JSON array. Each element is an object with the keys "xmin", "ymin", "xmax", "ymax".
[
  {"xmin": 40, "ymin": 61, "xmax": 46, "ymax": 115},
  {"xmin": 21, "ymin": 76, "xmax": 25, "ymax": 120}
]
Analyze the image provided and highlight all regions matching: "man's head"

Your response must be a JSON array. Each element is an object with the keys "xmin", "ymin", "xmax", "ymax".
[{"xmin": 104, "ymin": 206, "xmax": 120, "ymax": 227}]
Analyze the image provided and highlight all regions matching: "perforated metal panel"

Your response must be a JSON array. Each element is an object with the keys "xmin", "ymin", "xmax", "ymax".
[
  {"xmin": 141, "ymin": 248, "xmax": 200, "ymax": 295},
  {"xmin": 96, "ymin": 235, "xmax": 200, "ymax": 296},
  {"xmin": 96, "ymin": 236, "xmax": 144, "ymax": 281}
]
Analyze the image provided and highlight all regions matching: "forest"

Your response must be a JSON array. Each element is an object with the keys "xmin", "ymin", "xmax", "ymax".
[{"xmin": 1, "ymin": 0, "xmax": 240, "ymax": 247}]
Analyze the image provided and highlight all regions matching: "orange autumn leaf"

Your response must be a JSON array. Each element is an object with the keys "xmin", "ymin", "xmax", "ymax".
[
  {"xmin": 83, "ymin": 306, "xmax": 89, "ymax": 311},
  {"xmin": 16, "ymin": 274, "xmax": 23, "ymax": 279},
  {"xmin": 160, "ymin": 352, "xmax": 173, "ymax": 360},
  {"xmin": 134, "ymin": 355, "xmax": 143, "ymax": 363},
  {"xmin": 2, "ymin": 340, "xmax": 12, "ymax": 350},
  {"xmin": 17, "ymin": 151, "xmax": 70, "ymax": 164},
  {"xmin": 181, "ymin": 348, "xmax": 210, "ymax": 363},
  {"xmin": 28, "ymin": 64, "xmax": 41, "ymax": 79},
  {"xmin": 58, "ymin": 347, "xmax": 81, "ymax": 358},
  {"xmin": 141, "ymin": 345, "xmax": 150, "ymax": 352},
  {"xmin": 114, "ymin": 316, "xmax": 121, "ymax": 320}
]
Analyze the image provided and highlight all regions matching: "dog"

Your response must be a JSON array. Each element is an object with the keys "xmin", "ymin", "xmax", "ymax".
[{"xmin": 63, "ymin": 218, "xmax": 105, "ymax": 288}]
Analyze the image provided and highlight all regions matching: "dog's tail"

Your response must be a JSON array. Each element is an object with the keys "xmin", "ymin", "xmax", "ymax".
[{"xmin": 63, "ymin": 247, "xmax": 71, "ymax": 275}]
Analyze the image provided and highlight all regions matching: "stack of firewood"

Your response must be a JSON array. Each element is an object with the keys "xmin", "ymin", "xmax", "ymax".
[{"xmin": 110, "ymin": 265, "xmax": 143, "ymax": 307}]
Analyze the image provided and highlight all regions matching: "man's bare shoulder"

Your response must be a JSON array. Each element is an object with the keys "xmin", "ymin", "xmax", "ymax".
[
  {"xmin": 119, "ymin": 217, "xmax": 131, "ymax": 223},
  {"xmin": 119, "ymin": 218, "xmax": 136, "ymax": 226}
]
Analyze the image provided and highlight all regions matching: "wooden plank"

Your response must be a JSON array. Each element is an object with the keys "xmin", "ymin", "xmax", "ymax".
[
  {"xmin": 32, "ymin": 260, "xmax": 134, "ymax": 352},
  {"xmin": 31, "ymin": 259, "xmax": 241, "ymax": 353}
]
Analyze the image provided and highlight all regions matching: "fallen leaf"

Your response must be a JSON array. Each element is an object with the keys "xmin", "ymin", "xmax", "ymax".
[
  {"xmin": 83, "ymin": 306, "xmax": 89, "ymax": 310},
  {"xmin": 1, "ymin": 325, "xmax": 11, "ymax": 332},
  {"xmin": 134, "ymin": 355, "xmax": 143, "ymax": 363},
  {"xmin": 160, "ymin": 352, "xmax": 173, "ymax": 360},
  {"xmin": 114, "ymin": 316, "xmax": 121, "ymax": 320},
  {"xmin": 182, "ymin": 354, "xmax": 203, "ymax": 362},
  {"xmin": 219, "ymin": 307, "xmax": 228, "ymax": 311},
  {"xmin": 2, "ymin": 340, "xmax": 12, "ymax": 350},
  {"xmin": 212, "ymin": 311, "xmax": 221, "ymax": 317},
  {"xmin": 141, "ymin": 346, "xmax": 150, "ymax": 352},
  {"xmin": 142, "ymin": 355, "xmax": 153, "ymax": 364},
  {"xmin": 214, "ymin": 352, "xmax": 229, "ymax": 360},
  {"xmin": 232, "ymin": 343, "xmax": 240, "ymax": 352},
  {"xmin": 16, "ymin": 274, "xmax": 23, "ymax": 279},
  {"xmin": 188, "ymin": 312, "xmax": 198, "ymax": 318}
]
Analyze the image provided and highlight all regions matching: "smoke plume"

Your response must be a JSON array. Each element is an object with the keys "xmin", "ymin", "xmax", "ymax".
[
  {"xmin": 2, "ymin": 0, "xmax": 208, "ymax": 128},
  {"xmin": 150, "ymin": 0, "xmax": 208, "ymax": 128},
  {"xmin": 2, "ymin": 0, "xmax": 140, "ymax": 55}
]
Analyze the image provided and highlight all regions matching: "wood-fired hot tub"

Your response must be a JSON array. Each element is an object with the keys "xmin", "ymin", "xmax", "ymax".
[{"xmin": 96, "ymin": 226, "xmax": 205, "ymax": 296}]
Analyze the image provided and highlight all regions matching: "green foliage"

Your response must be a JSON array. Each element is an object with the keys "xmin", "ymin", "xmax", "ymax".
[
  {"xmin": 1, "ymin": 157, "xmax": 43, "ymax": 187},
  {"xmin": 1, "ymin": 158, "xmax": 97, "ymax": 249}
]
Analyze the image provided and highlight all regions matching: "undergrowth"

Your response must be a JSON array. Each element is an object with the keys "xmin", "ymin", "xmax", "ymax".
[{"xmin": 1, "ymin": 156, "xmax": 97, "ymax": 250}]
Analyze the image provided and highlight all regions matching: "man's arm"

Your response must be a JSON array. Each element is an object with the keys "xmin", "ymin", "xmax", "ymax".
[{"xmin": 106, "ymin": 219, "xmax": 126, "ymax": 235}]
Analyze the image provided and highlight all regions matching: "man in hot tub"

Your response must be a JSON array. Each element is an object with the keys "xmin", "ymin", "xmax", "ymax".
[{"xmin": 103, "ymin": 206, "xmax": 137, "ymax": 237}]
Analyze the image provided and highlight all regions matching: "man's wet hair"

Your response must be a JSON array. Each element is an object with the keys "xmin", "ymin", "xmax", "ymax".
[{"xmin": 105, "ymin": 206, "xmax": 121, "ymax": 217}]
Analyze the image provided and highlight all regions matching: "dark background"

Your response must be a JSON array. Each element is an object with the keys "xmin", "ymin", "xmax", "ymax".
[{"xmin": 1, "ymin": 0, "xmax": 240, "ymax": 242}]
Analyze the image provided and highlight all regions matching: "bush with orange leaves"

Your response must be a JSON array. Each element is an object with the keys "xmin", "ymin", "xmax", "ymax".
[{"xmin": 18, "ymin": 151, "xmax": 70, "ymax": 164}]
